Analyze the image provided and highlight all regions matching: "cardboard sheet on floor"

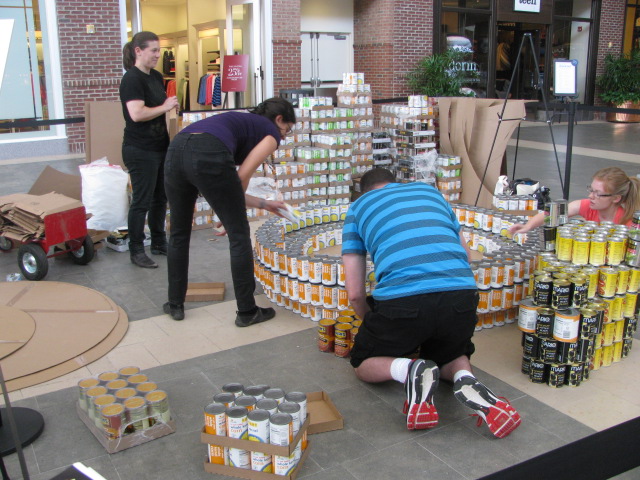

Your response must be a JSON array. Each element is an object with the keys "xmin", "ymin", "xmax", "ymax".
[
  {"xmin": 437, "ymin": 98, "xmax": 527, "ymax": 208},
  {"xmin": 4, "ymin": 305, "xmax": 128, "ymax": 392},
  {"xmin": 0, "ymin": 282, "xmax": 125, "ymax": 389},
  {"xmin": 0, "ymin": 306, "xmax": 36, "ymax": 360},
  {"xmin": 28, "ymin": 165, "xmax": 83, "ymax": 201}
]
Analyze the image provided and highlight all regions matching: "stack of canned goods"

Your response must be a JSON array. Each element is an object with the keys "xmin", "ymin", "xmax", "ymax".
[
  {"xmin": 203, "ymin": 383, "xmax": 308, "ymax": 475},
  {"xmin": 77, "ymin": 366, "xmax": 171, "ymax": 439},
  {"xmin": 254, "ymin": 207, "xmax": 377, "ymax": 321},
  {"xmin": 317, "ymin": 311, "xmax": 362, "ymax": 357},
  {"xmin": 492, "ymin": 194, "xmax": 539, "ymax": 212}
]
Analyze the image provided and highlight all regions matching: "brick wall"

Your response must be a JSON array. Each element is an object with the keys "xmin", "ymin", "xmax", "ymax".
[
  {"xmin": 57, "ymin": 0, "xmax": 123, "ymax": 152},
  {"xmin": 272, "ymin": 0, "xmax": 302, "ymax": 93},
  {"xmin": 354, "ymin": 0, "xmax": 433, "ymax": 100},
  {"xmin": 594, "ymin": 0, "xmax": 626, "ymax": 105}
]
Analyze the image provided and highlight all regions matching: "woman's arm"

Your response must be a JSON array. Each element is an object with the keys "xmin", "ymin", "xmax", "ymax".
[
  {"xmin": 509, "ymin": 199, "xmax": 583, "ymax": 234},
  {"xmin": 237, "ymin": 136, "xmax": 279, "ymax": 191},
  {"xmin": 126, "ymin": 96, "xmax": 179, "ymax": 123}
]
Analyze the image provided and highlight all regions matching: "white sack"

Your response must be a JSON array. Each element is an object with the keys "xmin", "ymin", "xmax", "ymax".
[{"xmin": 79, "ymin": 158, "xmax": 129, "ymax": 231}]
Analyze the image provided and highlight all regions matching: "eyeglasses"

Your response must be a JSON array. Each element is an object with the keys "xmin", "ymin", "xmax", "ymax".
[{"xmin": 586, "ymin": 185, "xmax": 613, "ymax": 198}]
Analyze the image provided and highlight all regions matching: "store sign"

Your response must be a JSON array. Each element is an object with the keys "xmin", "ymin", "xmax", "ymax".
[
  {"xmin": 221, "ymin": 55, "xmax": 249, "ymax": 93},
  {"xmin": 514, "ymin": 0, "xmax": 541, "ymax": 13}
]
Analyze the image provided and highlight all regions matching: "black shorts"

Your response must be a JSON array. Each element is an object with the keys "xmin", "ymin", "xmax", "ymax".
[{"xmin": 349, "ymin": 289, "xmax": 479, "ymax": 368}]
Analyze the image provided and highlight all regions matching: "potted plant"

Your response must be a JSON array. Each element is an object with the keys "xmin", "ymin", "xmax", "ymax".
[
  {"xmin": 407, "ymin": 49, "xmax": 478, "ymax": 97},
  {"xmin": 596, "ymin": 49, "xmax": 640, "ymax": 122}
]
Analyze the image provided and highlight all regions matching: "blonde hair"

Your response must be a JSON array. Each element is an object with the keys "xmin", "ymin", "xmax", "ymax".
[{"xmin": 593, "ymin": 167, "xmax": 640, "ymax": 224}]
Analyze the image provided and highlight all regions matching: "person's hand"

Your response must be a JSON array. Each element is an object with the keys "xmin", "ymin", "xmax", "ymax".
[
  {"xmin": 508, "ymin": 223, "xmax": 528, "ymax": 235},
  {"xmin": 164, "ymin": 96, "xmax": 179, "ymax": 113},
  {"xmin": 261, "ymin": 199, "xmax": 287, "ymax": 217}
]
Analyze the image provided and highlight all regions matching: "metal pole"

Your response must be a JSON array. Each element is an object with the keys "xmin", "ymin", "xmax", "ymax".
[
  {"xmin": 0, "ymin": 364, "xmax": 30, "ymax": 480},
  {"xmin": 563, "ymin": 100, "xmax": 577, "ymax": 200}
]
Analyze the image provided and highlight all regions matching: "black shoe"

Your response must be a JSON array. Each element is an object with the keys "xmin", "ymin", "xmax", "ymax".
[
  {"xmin": 235, "ymin": 307, "xmax": 276, "ymax": 327},
  {"xmin": 130, "ymin": 252, "xmax": 158, "ymax": 268},
  {"xmin": 151, "ymin": 244, "xmax": 168, "ymax": 255},
  {"xmin": 163, "ymin": 302, "xmax": 185, "ymax": 321}
]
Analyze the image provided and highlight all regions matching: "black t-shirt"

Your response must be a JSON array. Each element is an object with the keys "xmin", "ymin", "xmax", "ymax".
[{"xmin": 119, "ymin": 67, "xmax": 169, "ymax": 151}]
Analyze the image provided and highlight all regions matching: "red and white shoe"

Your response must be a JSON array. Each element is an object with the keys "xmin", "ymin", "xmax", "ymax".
[
  {"xmin": 404, "ymin": 359, "xmax": 439, "ymax": 430},
  {"xmin": 453, "ymin": 375, "xmax": 521, "ymax": 439}
]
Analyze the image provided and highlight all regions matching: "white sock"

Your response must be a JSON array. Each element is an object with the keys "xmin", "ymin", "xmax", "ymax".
[
  {"xmin": 390, "ymin": 358, "xmax": 412, "ymax": 383},
  {"xmin": 453, "ymin": 370, "xmax": 475, "ymax": 384}
]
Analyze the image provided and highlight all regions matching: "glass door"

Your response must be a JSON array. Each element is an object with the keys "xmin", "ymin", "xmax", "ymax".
[{"xmin": 226, "ymin": 0, "xmax": 262, "ymax": 107}]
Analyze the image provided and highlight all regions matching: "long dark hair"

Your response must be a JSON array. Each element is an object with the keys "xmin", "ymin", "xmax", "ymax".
[
  {"xmin": 250, "ymin": 97, "xmax": 296, "ymax": 123},
  {"xmin": 122, "ymin": 31, "xmax": 159, "ymax": 70}
]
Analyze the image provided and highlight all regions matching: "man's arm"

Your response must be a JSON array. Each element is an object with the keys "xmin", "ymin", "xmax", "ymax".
[{"xmin": 342, "ymin": 253, "xmax": 370, "ymax": 320}]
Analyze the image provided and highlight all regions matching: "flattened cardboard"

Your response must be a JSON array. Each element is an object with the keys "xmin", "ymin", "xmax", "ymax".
[
  {"xmin": 0, "ymin": 306, "xmax": 36, "ymax": 360},
  {"xmin": 85, "ymin": 101, "xmax": 125, "ymax": 168},
  {"xmin": 185, "ymin": 282, "xmax": 226, "ymax": 302},
  {"xmin": 28, "ymin": 165, "xmax": 82, "ymax": 201},
  {"xmin": 203, "ymin": 445, "xmax": 311, "ymax": 480},
  {"xmin": 76, "ymin": 402, "xmax": 176, "ymax": 454},
  {"xmin": 0, "ymin": 282, "xmax": 123, "ymax": 389},
  {"xmin": 306, "ymin": 391, "xmax": 344, "ymax": 434}
]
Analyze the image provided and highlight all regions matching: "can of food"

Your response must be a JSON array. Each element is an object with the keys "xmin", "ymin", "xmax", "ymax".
[
  {"xmin": 570, "ymin": 276, "xmax": 588, "ymax": 308},
  {"xmin": 100, "ymin": 403, "xmax": 126, "ymax": 439},
  {"xmin": 269, "ymin": 412, "xmax": 293, "ymax": 446},
  {"xmin": 622, "ymin": 338, "xmax": 633, "ymax": 358},
  {"xmin": 601, "ymin": 295, "xmax": 622, "ymax": 322},
  {"xmin": 557, "ymin": 341, "xmax": 579, "ymax": 364},
  {"xmin": 477, "ymin": 262, "xmax": 492, "ymax": 290},
  {"xmin": 503, "ymin": 261, "xmax": 515, "ymax": 287},
  {"xmin": 222, "ymin": 383, "xmax": 244, "ymax": 398},
  {"xmin": 553, "ymin": 308, "xmax": 581, "ymax": 343},
  {"xmin": 601, "ymin": 345, "xmax": 614, "ymax": 367},
  {"xmin": 521, "ymin": 354, "xmax": 533, "ymax": 375},
  {"xmin": 501, "ymin": 286, "xmax": 514, "ymax": 310},
  {"xmin": 551, "ymin": 279, "xmax": 571, "ymax": 310},
  {"xmin": 85, "ymin": 386, "xmax": 108, "ymax": 420},
  {"xmin": 513, "ymin": 281, "xmax": 524, "ymax": 305},
  {"xmin": 78, "ymin": 378, "xmax": 100, "ymax": 411},
  {"xmin": 318, "ymin": 318, "xmax": 336, "ymax": 337},
  {"xmin": 98, "ymin": 371, "xmax": 120, "ymax": 385},
  {"xmin": 518, "ymin": 298, "xmax": 539, "ymax": 333},
  {"xmin": 308, "ymin": 258, "xmax": 323, "ymax": 284},
  {"xmin": 284, "ymin": 392, "xmax": 308, "ymax": 429},
  {"xmin": 235, "ymin": 395, "xmax": 257, "ymax": 412},
  {"xmin": 118, "ymin": 366, "xmax": 141, "ymax": 378},
  {"xmin": 213, "ymin": 392, "xmax": 236, "ymax": 408},
  {"xmin": 322, "ymin": 285, "xmax": 338, "ymax": 309},
  {"xmin": 629, "ymin": 268, "xmax": 640, "ymax": 292},
  {"xmin": 556, "ymin": 230, "xmax": 573, "ymax": 262},
  {"xmin": 535, "ymin": 308, "xmax": 555, "ymax": 338},
  {"xmin": 123, "ymin": 396, "xmax": 149, "ymax": 432},
  {"xmin": 623, "ymin": 292, "xmax": 638, "ymax": 318},
  {"xmin": 209, "ymin": 444, "xmax": 230, "ymax": 467},
  {"xmin": 571, "ymin": 235, "xmax": 590, "ymax": 266},
  {"xmin": 92, "ymin": 394, "xmax": 116, "ymax": 428},
  {"xmin": 613, "ymin": 318, "xmax": 625, "ymax": 343},
  {"xmin": 533, "ymin": 274, "xmax": 553, "ymax": 306},
  {"xmin": 337, "ymin": 287, "xmax": 349, "ymax": 310},
  {"xmin": 264, "ymin": 388, "xmax": 286, "ymax": 404},
  {"xmin": 482, "ymin": 312, "xmax": 494, "ymax": 329},
  {"xmin": 598, "ymin": 267, "xmax": 618, "ymax": 298},
  {"xmin": 589, "ymin": 235, "xmax": 607, "ymax": 266},
  {"xmin": 540, "ymin": 338, "xmax": 559, "ymax": 363},
  {"xmin": 114, "ymin": 387, "xmax": 137, "ymax": 403},
  {"xmin": 606, "ymin": 235, "xmax": 626, "ymax": 266},
  {"xmin": 602, "ymin": 321, "xmax": 615, "ymax": 346},
  {"xmin": 278, "ymin": 402, "xmax": 301, "ymax": 438},
  {"xmin": 625, "ymin": 232, "xmax": 640, "ymax": 267},
  {"xmin": 579, "ymin": 308, "xmax": 598, "ymax": 337},
  {"xmin": 490, "ymin": 262, "xmax": 505, "ymax": 288},
  {"xmin": 522, "ymin": 332, "xmax": 541, "ymax": 358},
  {"xmin": 135, "ymin": 381, "xmax": 157, "ymax": 396},
  {"xmin": 542, "ymin": 226, "xmax": 557, "ymax": 251},
  {"xmin": 205, "ymin": 402, "xmax": 227, "ymax": 435},
  {"xmin": 318, "ymin": 333, "xmax": 334, "ymax": 352},
  {"xmin": 334, "ymin": 337, "xmax": 351, "ymax": 358},
  {"xmin": 616, "ymin": 265, "xmax": 630, "ymax": 294},
  {"xmin": 565, "ymin": 363, "xmax": 584, "ymax": 386},
  {"xmin": 255, "ymin": 398, "xmax": 279, "ymax": 415},
  {"xmin": 529, "ymin": 359, "xmax": 549, "ymax": 384},
  {"xmin": 126, "ymin": 373, "xmax": 148, "ymax": 388},
  {"xmin": 548, "ymin": 363, "xmax": 567, "ymax": 388},
  {"xmin": 321, "ymin": 260, "xmax": 338, "ymax": 286},
  {"xmin": 310, "ymin": 283, "xmax": 322, "ymax": 306},
  {"xmin": 146, "ymin": 390, "xmax": 171, "ymax": 425},
  {"xmin": 489, "ymin": 287, "xmax": 503, "ymax": 311},
  {"xmin": 248, "ymin": 408, "xmax": 271, "ymax": 444},
  {"xmin": 582, "ymin": 266, "xmax": 599, "ymax": 299},
  {"xmin": 477, "ymin": 289, "xmax": 490, "ymax": 313}
]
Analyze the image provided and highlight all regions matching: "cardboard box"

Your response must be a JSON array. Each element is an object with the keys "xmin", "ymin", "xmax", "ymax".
[
  {"xmin": 185, "ymin": 282, "xmax": 226, "ymax": 302},
  {"xmin": 201, "ymin": 416, "xmax": 310, "ymax": 480},
  {"xmin": 76, "ymin": 402, "xmax": 176, "ymax": 454},
  {"xmin": 306, "ymin": 391, "xmax": 344, "ymax": 434}
]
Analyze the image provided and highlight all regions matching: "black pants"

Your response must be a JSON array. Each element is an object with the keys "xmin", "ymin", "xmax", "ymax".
[
  {"xmin": 122, "ymin": 144, "xmax": 167, "ymax": 253},
  {"xmin": 164, "ymin": 132, "xmax": 256, "ymax": 312}
]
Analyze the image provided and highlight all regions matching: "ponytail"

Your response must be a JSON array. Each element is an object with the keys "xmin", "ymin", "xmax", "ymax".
[
  {"xmin": 122, "ymin": 31, "xmax": 160, "ymax": 70},
  {"xmin": 621, "ymin": 177, "xmax": 640, "ymax": 224}
]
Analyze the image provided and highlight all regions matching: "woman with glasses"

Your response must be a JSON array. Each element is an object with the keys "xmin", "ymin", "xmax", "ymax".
[
  {"xmin": 162, "ymin": 97, "xmax": 296, "ymax": 324},
  {"xmin": 509, "ymin": 167, "xmax": 640, "ymax": 235}
]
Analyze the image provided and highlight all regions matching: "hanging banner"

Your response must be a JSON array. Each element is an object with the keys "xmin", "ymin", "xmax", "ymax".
[{"xmin": 221, "ymin": 54, "xmax": 249, "ymax": 93}]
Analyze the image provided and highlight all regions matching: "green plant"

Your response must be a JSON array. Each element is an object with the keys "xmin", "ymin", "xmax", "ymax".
[
  {"xmin": 596, "ymin": 49, "xmax": 640, "ymax": 105},
  {"xmin": 406, "ymin": 49, "xmax": 478, "ymax": 97}
]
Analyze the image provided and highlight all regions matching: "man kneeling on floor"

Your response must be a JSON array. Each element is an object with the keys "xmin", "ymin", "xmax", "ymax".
[{"xmin": 341, "ymin": 168, "xmax": 521, "ymax": 438}]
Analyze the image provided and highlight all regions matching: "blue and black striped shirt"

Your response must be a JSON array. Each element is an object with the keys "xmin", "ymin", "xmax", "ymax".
[{"xmin": 341, "ymin": 182, "xmax": 476, "ymax": 300}]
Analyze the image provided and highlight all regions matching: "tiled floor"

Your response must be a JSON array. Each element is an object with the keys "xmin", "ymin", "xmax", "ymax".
[{"xmin": 1, "ymin": 119, "xmax": 640, "ymax": 480}]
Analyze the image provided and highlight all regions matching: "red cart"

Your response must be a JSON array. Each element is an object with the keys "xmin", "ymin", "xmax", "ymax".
[{"xmin": 1, "ymin": 206, "xmax": 95, "ymax": 281}]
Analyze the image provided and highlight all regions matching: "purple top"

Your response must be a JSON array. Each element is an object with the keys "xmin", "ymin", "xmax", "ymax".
[{"xmin": 181, "ymin": 111, "xmax": 280, "ymax": 165}]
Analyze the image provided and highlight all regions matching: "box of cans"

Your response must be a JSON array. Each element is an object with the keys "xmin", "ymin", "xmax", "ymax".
[{"xmin": 76, "ymin": 367, "xmax": 176, "ymax": 453}]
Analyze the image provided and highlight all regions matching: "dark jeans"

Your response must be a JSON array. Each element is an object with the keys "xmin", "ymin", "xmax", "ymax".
[
  {"xmin": 164, "ymin": 132, "xmax": 256, "ymax": 312},
  {"xmin": 122, "ymin": 144, "xmax": 167, "ymax": 253}
]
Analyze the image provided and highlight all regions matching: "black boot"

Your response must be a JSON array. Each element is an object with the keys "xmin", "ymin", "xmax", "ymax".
[
  {"xmin": 151, "ymin": 244, "xmax": 168, "ymax": 255},
  {"xmin": 130, "ymin": 251, "xmax": 158, "ymax": 268},
  {"xmin": 163, "ymin": 302, "xmax": 185, "ymax": 320},
  {"xmin": 235, "ymin": 307, "xmax": 276, "ymax": 327}
]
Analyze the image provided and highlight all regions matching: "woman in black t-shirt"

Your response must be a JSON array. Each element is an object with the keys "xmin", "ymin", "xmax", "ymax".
[{"xmin": 120, "ymin": 31, "xmax": 179, "ymax": 268}]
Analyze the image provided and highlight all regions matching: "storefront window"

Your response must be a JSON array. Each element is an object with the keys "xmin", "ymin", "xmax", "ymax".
[
  {"xmin": 442, "ymin": 0, "xmax": 490, "ymax": 9},
  {"xmin": 0, "ymin": 0, "xmax": 57, "ymax": 138},
  {"xmin": 441, "ymin": 11, "xmax": 490, "ymax": 98},
  {"xmin": 554, "ymin": 0, "xmax": 592, "ymax": 18},
  {"xmin": 550, "ymin": 19, "xmax": 590, "ymax": 102},
  {"xmin": 624, "ymin": 1, "xmax": 640, "ymax": 54}
]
